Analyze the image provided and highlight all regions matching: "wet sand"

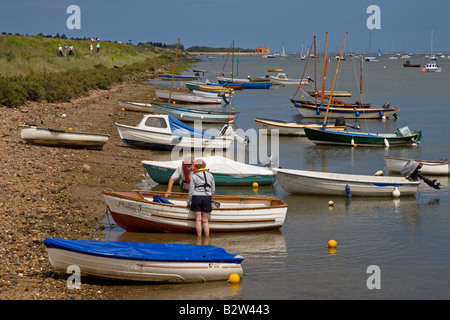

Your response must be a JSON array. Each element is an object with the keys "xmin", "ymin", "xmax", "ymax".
[{"xmin": 0, "ymin": 78, "xmax": 168, "ymax": 299}]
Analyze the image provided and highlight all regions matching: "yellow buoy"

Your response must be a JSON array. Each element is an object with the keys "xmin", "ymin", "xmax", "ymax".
[
  {"xmin": 252, "ymin": 182, "xmax": 259, "ymax": 188},
  {"xmin": 121, "ymin": 108, "xmax": 125, "ymax": 111},
  {"xmin": 228, "ymin": 273, "xmax": 240, "ymax": 284},
  {"xmin": 327, "ymin": 239, "xmax": 337, "ymax": 248},
  {"xmin": 68, "ymin": 128, "xmax": 73, "ymax": 131},
  {"xmin": 328, "ymin": 200, "xmax": 334, "ymax": 207}
]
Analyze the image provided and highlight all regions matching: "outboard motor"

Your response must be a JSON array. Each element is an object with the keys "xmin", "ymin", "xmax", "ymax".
[
  {"xmin": 334, "ymin": 116, "xmax": 346, "ymax": 127},
  {"xmin": 401, "ymin": 160, "xmax": 441, "ymax": 189},
  {"xmin": 218, "ymin": 92, "xmax": 230, "ymax": 104}
]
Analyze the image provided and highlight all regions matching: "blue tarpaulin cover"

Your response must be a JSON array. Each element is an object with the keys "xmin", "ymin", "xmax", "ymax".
[
  {"xmin": 43, "ymin": 238, "xmax": 244, "ymax": 263},
  {"xmin": 168, "ymin": 115, "xmax": 217, "ymax": 138},
  {"xmin": 152, "ymin": 194, "xmax": 174, "ymax": 204}
]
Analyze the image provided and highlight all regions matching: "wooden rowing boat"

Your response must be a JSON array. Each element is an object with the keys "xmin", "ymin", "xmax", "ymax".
[{"xmin": 102, "ymin": 190, "xmax": 288, "ymax": 233}]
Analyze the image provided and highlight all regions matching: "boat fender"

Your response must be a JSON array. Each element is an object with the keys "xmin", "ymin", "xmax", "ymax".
[
  {"xmin": 345, "ymin": 184, "xmax": 351, "ymax": 197},
  {"xmin": 172, "ymin": 137, "xmax": 182, "ymax": 141},
  {"xmin": 316, "ymin": 108, "xmax": 321, "ymax": 115},
  {"xmin": 384, "ymin": 138, "xmax": 389, "ymax": 148},
  {"xmin": 355, "ymin": 110, "xmax": 360, "ymax": 117},
  {"xmin": 379, "ymin": 110, "xmax": 384, "ymax": 116},
  {"xmin": 392, "ymin": 187, "xmax": 401, "ymax": 198}
]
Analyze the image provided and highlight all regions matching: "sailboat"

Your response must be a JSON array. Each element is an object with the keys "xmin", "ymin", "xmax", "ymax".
[
  {"xmin": 292, "ymin": 33, "xmax": 399, "ymax": 119},
  {"xmin": 303, "ymin": 33, "xmax": 422, "ymax": 148},
  {"xmin": 424, "ymin": 30, "xmax": 442, "ymax": 72}
]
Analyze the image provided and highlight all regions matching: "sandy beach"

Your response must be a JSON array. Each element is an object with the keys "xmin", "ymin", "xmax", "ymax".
[{"xmin": 0, "ymin": 76, "xmax": 169, "ymax": 299}]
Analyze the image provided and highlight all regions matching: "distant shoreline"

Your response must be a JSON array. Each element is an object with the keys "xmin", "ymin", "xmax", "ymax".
[{"xmin": 188, "ymin": 52, "xmax": 266, "ymax": 56}]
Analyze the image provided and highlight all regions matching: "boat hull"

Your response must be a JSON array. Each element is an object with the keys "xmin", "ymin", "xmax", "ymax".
[
  {"xmin": 304, "ymin": 127, "xmax": 421, "ymax": 147},
  {"xmin": 19, "ymin": 126, "xmax": 109, "ymax": 150},
  {"xmin": 115, "ymin": 123, "xmax": 233, "ymax": 150},
  {"xmin": 385, "ymin": 156, "xmax": 450, "ymax": 175},
  {"xmin": 44, "ymin": 238, "xmax": 243, "ymax": 283},
  {"xmin": 102, "ymin": 191, "xmax": 288, "ymax": 233},
  {"xmin": 142, "ymin": 156, "xmax": 275, "ymax": 186},
  {"xmin": 254, "ymin": 117, "xmax": 344, "ymax": 136},
  {"xmin": 275, "ymin": 168, "xmax": 420, "ymax": 197},
  {"xmin": 118, "ymin": 100, "xmax": 153, "ymax": 113},
  {"xmin": 294, "ymin": 104, "xmax": 398, "ymax": 119},
  {"xmin": 155, "ymin": 89, "xmax": 223, "ymax": 104},
  {"xmin": 151, "ymin": 103, "xmax": 238, "ymax": 124}
]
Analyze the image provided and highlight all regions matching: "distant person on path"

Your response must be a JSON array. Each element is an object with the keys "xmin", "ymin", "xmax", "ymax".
[
  {"xmin": 90, "ymin": 44, "xmax": 93, "ymax": 54},
  {"xmin": 96, "ymin": 42, "xmax": 100, "ymax": 53},
  {"xmin": 165, "ymin": 154, "xmax": 196, "ymax": 197},
  {"xmin": 57, "ymin": 44, "xmax": 63, "ymax": 57},
  {"xmin": 69, "ymin": 45, "xmax": 74, "ymax": 56},
  {"xmin": 64, "ymin": 44, "xmax": 69, "ymax": 57},
  {"xmin": 187, "ymin": 159, "xmax": 215, "ymax": 238}
]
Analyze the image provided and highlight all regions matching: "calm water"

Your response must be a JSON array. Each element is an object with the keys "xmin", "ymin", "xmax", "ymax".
[{"xmin": 102, "ymin": 53, "xmax": 450, "ymax": 300}]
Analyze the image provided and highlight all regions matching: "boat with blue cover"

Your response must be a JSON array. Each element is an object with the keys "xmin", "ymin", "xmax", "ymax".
[
  {"xmin": 44, "ymin": 238, "xmax": 244, "ymax": 282},
  {"xmin": 115, "ymin": 114, "xmax": 248, "ymax": 150}
]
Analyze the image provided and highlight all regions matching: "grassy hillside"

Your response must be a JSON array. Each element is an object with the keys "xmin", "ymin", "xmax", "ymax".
[{"xmin": 0, "ymin": 34, "xmax": 190, "ymax": 108}]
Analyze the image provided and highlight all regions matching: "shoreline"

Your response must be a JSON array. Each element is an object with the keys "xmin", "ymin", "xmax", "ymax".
[{"xmin": 0, "ymin": 78, "xmax": 165, "ymax": 299}]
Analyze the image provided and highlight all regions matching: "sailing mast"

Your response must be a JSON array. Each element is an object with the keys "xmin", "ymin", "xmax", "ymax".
[
  {"xmin": 231, "ymin": 40, "xmax": 234, "ymax": 81},
  {"xmin": 359, "ymin": 56, "xmax": 363, "ymax": 105},
  {"xmin": 321, "ymin": 32, "xmax": 328, "ymax": 105},
  {"xmin": 322, "ymin": 32, "xmax": 347, "ymax": 127},
  {"xmin": 313, "ymin": 36, "xmax": 317, "ymax": 104},
  {"xmin": 168, "ymin": 38, "xmax": 180, "ymax": 106}
]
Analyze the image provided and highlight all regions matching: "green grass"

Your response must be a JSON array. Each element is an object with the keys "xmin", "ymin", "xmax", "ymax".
[{"xmin": 0, "ymin": 34, "xmax": 191, "ymax": 108}]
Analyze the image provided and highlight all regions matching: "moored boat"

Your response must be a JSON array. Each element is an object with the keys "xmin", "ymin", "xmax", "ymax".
[
  {"xmin": 269, "ymin": 73, "xmax": 312, "ymax": 86},
  {"xmin": 150, "ymin": 103, "xmax": 239, "ymax": 124},
  {"xmin": 254, "ymin": 117, "xmax": 346, "ymax": 136},
  {"xmin": 385, "ymin": 156, "xmax": 450, "ymax": 175},
  {"xmin": 19, "ymin": 125, "xmax": 109, "ymax": 150},
  {"xmin": 274, "ymin": 167, "xmax": 421, "ymax": 197},
  {"xmin": 158, "ymin": 74, "xmax": 199, "ymax": 81},
  {"xmin": 115, "ymin": 114, "xmax": 248, "ymax": 150},
  {"xmin": 142, "ymin": 155, "xmax": 275, "ymax": 186},
  {"xmin": 155, "ymin": 89, "xmax": 225, "ymax": 104},
  {"xmin": 118, "ymin": 100, "xmax": 153, "ymax": 113},
  {"xmin": 303, "ymin": 126, "xmax": 422, "ymax": 147},
  {"xmin": 44, "ymin": 238, "xmax": 243, "ymax": 283},
  {"xmin": 102, "ymin": 190, "xmax": 288, "ymax": 233}
]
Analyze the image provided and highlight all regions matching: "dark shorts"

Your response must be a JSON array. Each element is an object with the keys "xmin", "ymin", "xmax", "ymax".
[{"xmin": 190, "ymin": 195, "xmax": 212, "ymax": 212}]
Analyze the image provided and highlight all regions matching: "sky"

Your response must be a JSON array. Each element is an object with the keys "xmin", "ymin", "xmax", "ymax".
[{"xmin": 1, "ymin": 0, "xmax": 449, "ymax": 54}]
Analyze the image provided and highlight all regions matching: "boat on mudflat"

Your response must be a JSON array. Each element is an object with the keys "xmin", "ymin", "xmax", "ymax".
[
  {"xmin": 142, "ymin": 155, "xmax": 275, "ymax": 186},
  {"xmin": 19, "ymin": 125, "xmax": 109, "ymax": 150},
  {"xmin": 115, "ymin": 114, "xmax": 247, "ymax": 150},
  {"xmin": 44, "ymin": 238, "xmax": 243, "ymax": 283},
  {"xmin": 158, "ymin": 74, "xmax": 199, "ymax": 81},
  {"xmin": 155, "ymin": 89, "xmax": 225, "ymax": 104},
  {"xmin": 102, "ymin": 190, "xmax": 288, "ymax": 233},
  {"xmin": 118, "ymin": 100, "xmax": 153, "ymax": 113}
]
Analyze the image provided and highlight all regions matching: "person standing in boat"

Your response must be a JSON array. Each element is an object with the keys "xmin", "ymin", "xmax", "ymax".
[
  {"xmin": 165, "ymin": 154, "xmax": 196, "ymax": 196},
  {"xmin": 187, "ymin": 159, "xmax": 215, "ymax": 238}
]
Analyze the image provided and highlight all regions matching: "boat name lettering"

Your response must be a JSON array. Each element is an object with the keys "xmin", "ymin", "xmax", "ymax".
[{"xmin": 117, "ymin": 200, "xmax": 142, "ymax": 212}]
